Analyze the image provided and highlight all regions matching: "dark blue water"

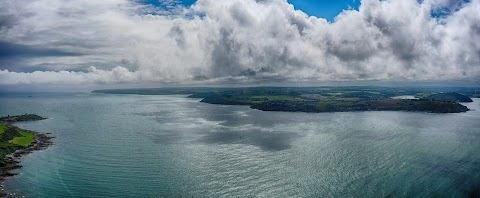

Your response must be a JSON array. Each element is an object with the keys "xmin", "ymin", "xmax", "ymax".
[{"xmin": 1, "ymin": 93, "xmax": 479, "ymax": 197}]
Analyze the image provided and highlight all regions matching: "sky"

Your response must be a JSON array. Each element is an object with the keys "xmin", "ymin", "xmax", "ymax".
[
  {"xmin": 145, "ymin": 0, "xmax": 361, "ymax": 21},
  {"xmin": 0, "ymin": 0, "xmax": 479, "ymax": 89},
  {"xmin": 287, "ymin": 0, "xmax": 360, "ymax": 21}
]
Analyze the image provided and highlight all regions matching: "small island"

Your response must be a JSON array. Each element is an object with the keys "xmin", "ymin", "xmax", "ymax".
[{"xmin": 0, "ymin": 114, "xmax": 53, "ymax": 197}]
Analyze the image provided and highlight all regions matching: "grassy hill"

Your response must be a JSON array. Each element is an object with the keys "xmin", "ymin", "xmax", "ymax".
[{"xmin": 0, "ymin": 124, "xmax": 36, "ymax": 164}]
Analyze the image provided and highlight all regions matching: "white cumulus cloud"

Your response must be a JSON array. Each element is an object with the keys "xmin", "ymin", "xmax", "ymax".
[{"xmin": 0, "ymin": 0, "xmax": 478, "ymax": 86}]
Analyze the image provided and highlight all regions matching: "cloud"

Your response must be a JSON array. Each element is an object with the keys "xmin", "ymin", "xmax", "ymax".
[
  {"xmin": 0, "ymin": 41, "xmax": 84, "ymax": 58},
  {"xmin": 0, "ymin": 0, "xmax": 478, "ymax": 86},
  {"xmin": 0, "ymin": 66, "xmax": 137, "ymax": 85}
]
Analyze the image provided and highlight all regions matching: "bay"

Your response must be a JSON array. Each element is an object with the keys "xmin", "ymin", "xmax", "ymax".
[{"xmin": 0, "ymin": 93, "xmax": 479, "ymax": 197}]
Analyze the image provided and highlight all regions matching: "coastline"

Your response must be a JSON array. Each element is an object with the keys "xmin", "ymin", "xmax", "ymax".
[
  {"xmin": 0, "ymin": 124, "xmax": 54, "ymax": 197},
  {"xmin": 92, "ymin": 87, "xmax": 476, "ymax": 114},
  {"xmin": 200, "ymin": 98, "xmax": 470, "ymax": 113}
]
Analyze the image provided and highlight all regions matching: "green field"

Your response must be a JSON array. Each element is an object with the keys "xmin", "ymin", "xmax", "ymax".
[
  {"xmin": 0, "ymin": 124, "xmax": 37, "ymax": 163},
  {"xmin": 9, "ymin": 130, "xmax": 36, "ymax": 147},
  {"xmin": 0, "ymin": 125, "xmax": 7, "ymax": 135}
]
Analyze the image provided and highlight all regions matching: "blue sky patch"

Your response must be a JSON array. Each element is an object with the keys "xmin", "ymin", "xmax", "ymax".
[
  {"xmin": 287, "ymin": 0, "xmax": 360, "ymax": 21},
  {"xmin": 142, "ymin": 0, "xmax": 360, "ymax": 21}
]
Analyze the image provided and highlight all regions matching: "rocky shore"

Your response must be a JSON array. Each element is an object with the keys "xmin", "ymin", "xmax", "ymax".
[{"xmin": 0, "ymin": 124, "xmax": 54, "ymax": 197}]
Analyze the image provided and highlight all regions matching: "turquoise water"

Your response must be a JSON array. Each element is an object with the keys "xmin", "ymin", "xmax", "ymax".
[{"xmin": 0, "ymin": 93, "xmax": 479, "ymax": 197}]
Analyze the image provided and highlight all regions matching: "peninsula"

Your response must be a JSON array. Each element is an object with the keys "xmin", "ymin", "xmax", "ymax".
[
  {"xmin": 93, "ymin": 87, "xmax": 475, "ymax": 113},
  {"xmin": 0, "ymin": 114, "xmax": 53, "ymax": 197}
]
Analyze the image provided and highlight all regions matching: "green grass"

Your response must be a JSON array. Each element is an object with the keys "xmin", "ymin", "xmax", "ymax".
[
  {"xmin": 9, "ymin": 130, "xmax": 36, "ymax": 147},
  {"xmin": 0, "ymin": 124, "xmax": 7, "ymax": 135},
  {"xmin": 0, "ymin": 142, "xmax": 17, "ymax": 148},
  {"xmin": 0, "ymin": 124, "xmax": 36, "ymax": 162}
]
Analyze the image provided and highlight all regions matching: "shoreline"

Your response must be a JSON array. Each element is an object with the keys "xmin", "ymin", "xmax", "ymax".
[
  {"xmin": 200, "ymin": 99, "xmax": 470, "ymax": 114},
  {"xmin": 0, "ymin": 124, "xmax": 54, "ymax": 197}
]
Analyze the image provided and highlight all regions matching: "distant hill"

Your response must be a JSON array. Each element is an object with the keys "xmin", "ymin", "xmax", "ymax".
[{"xmin": 424, "ymin": 93, "xmax": 473, "ymax": 102}]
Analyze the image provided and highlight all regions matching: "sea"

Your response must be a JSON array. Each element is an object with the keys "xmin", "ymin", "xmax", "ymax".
[{"xmin": 0, "ymin": 93, "xmax": 479, "ymax": 197}]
